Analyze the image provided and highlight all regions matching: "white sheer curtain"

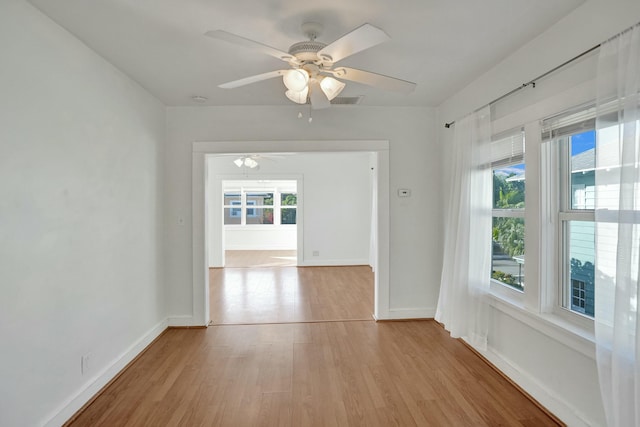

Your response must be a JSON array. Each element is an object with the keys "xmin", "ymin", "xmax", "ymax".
[
  {"xmin": 436, "ymin": 106, "xmax": 492, "ymax": 350},
  {"xmin": 595, "ymin": 23, "xmax": 640, "ymax": 427}
]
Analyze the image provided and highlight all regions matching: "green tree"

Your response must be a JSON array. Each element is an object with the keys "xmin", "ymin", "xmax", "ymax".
[{"xmin": 492, "ymin": 171, "xmax": 525, "ymax": 257}]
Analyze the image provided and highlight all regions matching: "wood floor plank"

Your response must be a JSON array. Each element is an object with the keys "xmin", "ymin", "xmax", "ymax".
[
  {"xmin": 69, "ymin": 264, "xmax": 562, "ymax": 427},
  {"xmin": 68, "ymin": 321, "xmax": 562, "ymax": 427},
  {"xmin": 210, "ymin": 265, "xmax": 374, "ymax": 324}
]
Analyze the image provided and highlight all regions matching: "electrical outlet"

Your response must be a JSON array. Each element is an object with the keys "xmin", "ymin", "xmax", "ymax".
[
  {"xmin": 81, "ymin": 353, "xmax": 92, "ymax": 375},
  {"xmin": 312, "ymin": 250, "xmax": 319, "ymax": 257}
]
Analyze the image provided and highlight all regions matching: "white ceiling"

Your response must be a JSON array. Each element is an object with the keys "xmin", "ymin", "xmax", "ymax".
[{"xmin": 28, "ymin": 0, "xmax": 584, "ymax": 107}]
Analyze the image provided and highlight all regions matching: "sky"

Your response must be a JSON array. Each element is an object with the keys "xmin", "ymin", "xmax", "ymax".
[
  {"xmin": 494, "ymin": 129, "xmax": 596, "ymax": 178},
  {"xmin": 571, "ymin": 130, "xmax": 595, "ymax": 155}
]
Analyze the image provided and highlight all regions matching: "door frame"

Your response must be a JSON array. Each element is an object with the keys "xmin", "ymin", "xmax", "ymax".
[{"xmin": 192, "ymin": 140, "xmax": 390, "ymax": 325}]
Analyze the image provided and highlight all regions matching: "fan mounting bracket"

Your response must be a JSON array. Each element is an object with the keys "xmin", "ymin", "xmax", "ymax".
[{"xmin": 301, "ymin": 22, "xmax": 323, "ymax": 41}]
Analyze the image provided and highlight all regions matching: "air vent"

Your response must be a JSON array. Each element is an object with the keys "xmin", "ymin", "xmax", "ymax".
[
  {"xmin": 304, "ymin": 96, "xmax": 363, "ymax": 106},
  {"xmin": 330, "ymin": 96, "xmax": 364, "ymax": 105}
]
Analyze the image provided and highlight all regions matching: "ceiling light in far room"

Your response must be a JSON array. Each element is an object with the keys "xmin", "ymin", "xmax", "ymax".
[
  {"xmin": 234, "ymin": 156, "xmax": 259, "ymax": 169},
  {"xmin": 283, "ymin": 69, "xmax": 309, "ymax": 92},
  {"xmin": 244, "ymin": 157, "xmax": 258, "ymax": 168},
  {"xmin": 191, "ymin": 95, "xmax": 208, "ymax": 103},
  {"xmin": 285, "ymin": 86, "xmax": 309, "ymax": 104},
  {"xmin": 319, "ymin": 77, "xmax": 345, "ymax": 100}
]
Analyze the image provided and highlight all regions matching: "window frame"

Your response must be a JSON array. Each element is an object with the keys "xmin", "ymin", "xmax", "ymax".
[
  {"xmin": 489, "ymin": 128, "xmax": 527, "ymax": 296},
  {"xmin": 223, "ymin": 187, "xmax": 297, "ymax": 226},
  {"xmin": 543, "ymin": 109, "xmax": 597, "ymax": 329}
]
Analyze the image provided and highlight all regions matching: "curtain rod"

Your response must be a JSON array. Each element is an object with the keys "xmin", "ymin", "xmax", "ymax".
[{"xmin": 443, "ymin": 43, "xmax": 601, "ymax": 129}]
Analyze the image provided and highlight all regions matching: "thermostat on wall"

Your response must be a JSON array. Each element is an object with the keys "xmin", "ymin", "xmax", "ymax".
[{"xmin": 397, "ymin": 188, "xmax": 411, "ymax": 197}]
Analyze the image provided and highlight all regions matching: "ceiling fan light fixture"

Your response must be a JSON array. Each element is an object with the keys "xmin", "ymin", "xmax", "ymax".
[
  {"xmin": 233, "ymin": 158, "xmax": 244, "ymax": 167},
  {"xmin": 283, "ymin": 69, "xmax": 309, "ymax": 92},
  {"xmin": 244, "ymin": 157, "xmax": 259, "ymax": 168},
  {"xmin": 319, "ymin": 77, "xmax": 346, "ymax": 100},
  {"xmin": 285, "ymin": 86, "xmax": 309, "ymax": 104}
]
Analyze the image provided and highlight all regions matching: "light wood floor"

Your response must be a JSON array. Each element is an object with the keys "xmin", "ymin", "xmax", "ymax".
[
  {"xmin": 210, "ymin": 265, "xmax": 374, "ymax": 324},
  {"xmin": 225, "ymin": 250, "xmax": 297, "ymax": 268},
  {"xmin": 69, "ymin": 320, "xmax": 561, "ymax": 426},
  {"xmin": 68, "ymin": 263, "xmax": 561, "ymax": 426}
]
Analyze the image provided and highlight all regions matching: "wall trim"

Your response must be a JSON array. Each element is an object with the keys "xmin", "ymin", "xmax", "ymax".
[
  {"xmin": 225, "ymin": 244, "xmax": 297, "ymax": 251},
  {"xmin": 378, "ymin": 307, "xmax": 436, "ymax": 320},
  {"xmin": 45, "ymin": 319, "xmax": 168, "ymax": 427},
  {"xmin": 489, "ymin": 294, "xmax": 595, "ymax": 360},
  {"xmin": 192, "ymin": 140, "xmax": 391, "ymax": 324},
  {"xmin": 472, "ymin": 343, "xmax": 593, "ymax": 427},
  {"xmin": 298, "ymin": 258, "xmax": 370, "ymax": 267},
  {"xmin": 167, "ymin": 315, "xmax": 197, "ymax": 327}
]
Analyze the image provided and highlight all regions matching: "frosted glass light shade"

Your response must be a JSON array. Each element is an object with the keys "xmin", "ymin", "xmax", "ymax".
[
  {"xmin": 285, "ymin": 86, "xmax": 309, "ymax": 104},
  {"xmin": 283, "ymin": 69, "xmax": 309, "ymax": 92},
  {"xmin": 244, "ymin": 157, "xmax": 258, "ymax": 168},
  {"xmin": 233, "ymin": 158, "xmax": 244, "ymax": 167},
  {"xmin": 319, "ymin": 77, "xmax": 345, "ymax": 100}
]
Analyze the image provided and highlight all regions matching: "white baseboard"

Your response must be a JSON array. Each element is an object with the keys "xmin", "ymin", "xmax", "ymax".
[
  {"xmin": 298, "ymin": 258, "xmax": 370, "ymax": 267},
  {"xmin": 225, "ymin": 245, "xmax": 296, "ymax": 251},
  {"xmin": 474, "ymin": 345, "xmax": 593, "ymax": 427},
  {"xmin": 382, "ymin": 307, "xmax": 436, "ymax": 320},
  {"xmin": 43, "ymin": 318, "xmax": 168, "ymax": 427},
  {"xmin": 167, "ymin": 315, "xmax": 195, "ymax": 327}
]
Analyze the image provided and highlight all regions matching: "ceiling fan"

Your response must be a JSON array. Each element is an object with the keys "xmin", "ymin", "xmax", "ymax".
[{"xmin": 205, "ymin": 22, "xmax": 416, "ymax": 109}]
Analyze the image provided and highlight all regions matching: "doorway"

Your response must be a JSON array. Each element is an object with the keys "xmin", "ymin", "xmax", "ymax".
[{"xmin": 191, "ymin": 140, "xmax": 391, "ymax": 326}]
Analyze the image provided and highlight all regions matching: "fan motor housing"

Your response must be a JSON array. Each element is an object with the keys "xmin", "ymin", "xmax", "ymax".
[{"xmin": 288, "ymin": 41, "xmax": 327, "ymax": 62}]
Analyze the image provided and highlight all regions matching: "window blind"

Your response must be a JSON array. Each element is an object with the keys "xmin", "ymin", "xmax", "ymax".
[{"xmin": 491, "ymin": 128, "xmax": 525, "ymax": 167}]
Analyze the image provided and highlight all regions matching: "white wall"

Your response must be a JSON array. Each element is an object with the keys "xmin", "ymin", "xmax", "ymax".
[
  {"xmin": 166, "ymin": 106, "xmax": 440, "ymax": 321},
  {"xmin": 209, "ymin": 153, "xmax": 372, "ymax": 266},
  {"xmin": 436, "ymin": 2, "xmax": 640, "ymax": 426},
  {"xmin": 0, "ymin": 1, "xmax": 166, "ymax": 426},
  {"xmin": 224, "ymin": 227, "xmax": 297, "ymax": 251}
]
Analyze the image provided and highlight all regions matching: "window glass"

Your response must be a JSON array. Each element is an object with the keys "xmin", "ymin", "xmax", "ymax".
[
  {"xmin": 569, "ymin": 131, "xmax": 596, "ymax": 210},
  {"xmin": 224, "ymin": 192, "xmax": 240, "ymax": 205},
  {"xmin": 247, "ymin": 192, "xmax": 273, "ymax": 206},
  {"xmin": 567, "ymin": 220, "xmax": 595, "ymax": 316},
  {"xmin": 491, "ymin": 158, "xmax": 525, "ymax": 291},
  {"xmin": 281, "ymin": 193, "xmax": 297, "ymax": 206},
  {"xmin": 246, "ymin": 208, "xmax": 273, "ymax": 224},
  {"xmin": 224, "ymin": 207, "xmax": 241, "ymax": 225},
  {"xmin": 281, "ymin": 208, "xmax": 296, "ymax": 225}
]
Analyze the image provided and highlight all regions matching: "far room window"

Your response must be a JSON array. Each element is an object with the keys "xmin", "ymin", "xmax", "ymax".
[
  {"xmin": 222, "ymin": 183, "xmax": 296, "ymax": 226},
  {"xmin": 223, "ymin": 191, "xmax": 241, "ymax": 225},
  {"xmin": 491, "ymin": 129, "xmax": 525, "ymax": 291},
  {"xmin": 280, "ymin": 192, "xmax": 297, "ymax": 225},
  {"xmin": 246, "ymin": 192, "xmax": 273, "ymax": 224}
]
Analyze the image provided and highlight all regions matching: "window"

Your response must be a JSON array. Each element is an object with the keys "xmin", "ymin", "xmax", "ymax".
[
  {"xmin": 223, "ymin": 186, "xmax": 296, "ymax": 226},
  {"xmin": 223, "ymin": 192, "xmax": 241, "ymax": 224},
  {"xmin": 246, "ymin": 192, "xmax": 273, "ymax": 224},
  {"xmin": 543, "ymin": 107, "xmax": 596, "ymax": 318},
  {"xmin": 491, "ymin": 130, "xmax": 526, "ymax": 291},
  {"xmin": 281, "ymin": 192, "xmax": 297, "ymax": 225},
  {"xmin": 571, "ymin": 279, "xmax": 587, "ymax": 313}
]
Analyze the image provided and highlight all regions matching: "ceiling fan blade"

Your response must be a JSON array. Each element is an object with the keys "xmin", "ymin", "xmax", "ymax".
[
  {"xmin": 309, "ymin": 80, "xmax": 330, "ymax": 109},
  {"xmin": 218, "ymin": 70, "xmax": 286, "ymax": 89},
  {"xmin": 205, "ymin": 30, "xmax": 295, "ymax": 63},
  {"xmin": 317, "ymin": 23, "xmax": 390, "ymax": 64},
  {"xmin": 332, "ymin": 67, "xmax": 416, "ymax": 94}
]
